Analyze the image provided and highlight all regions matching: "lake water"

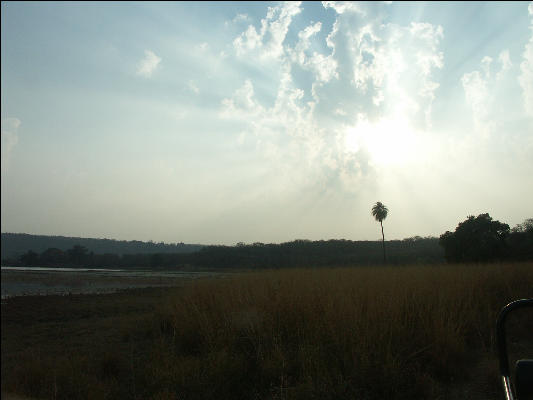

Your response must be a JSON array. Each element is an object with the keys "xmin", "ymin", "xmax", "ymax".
[
  {"xmin": 2, "ymin": 266, "xmax": 124, "ymax": 272},
  {"xmin": 1, "ymin": 266, "xmax": 222, "ymax": 299}
]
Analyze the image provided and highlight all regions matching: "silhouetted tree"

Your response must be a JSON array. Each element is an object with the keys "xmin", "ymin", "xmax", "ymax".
[
  {"xmin": 67, "ymin": 245, "xmax": 89, "ymax": 265},
  {"xmin": 19, "ymin": 250, "xmax": 39, "ymax": 266},
  {"xmin": 511, "ymin": 218, "xmax": 533, "ymax": 233},
  {"xmin": 372, "ymin": 202, "xmax": 389, "ymax": 263},
  {"xmin": 507, "ymin": 218, "xmax": 533, "ymax": 260},
  {"xmin": 99, "ymin": 253, "xmax": 121, "ymax": 267},
  {"xmin": 40, "ymin": 248, "xmax": 68, "ymax": 265},
  {"xmin": 439, "ymin": 213, "xmax": 510, "ymax": 262},
  {"xmin": 150, "ymin": 253, "xmax": 164, "ymax": 268}
]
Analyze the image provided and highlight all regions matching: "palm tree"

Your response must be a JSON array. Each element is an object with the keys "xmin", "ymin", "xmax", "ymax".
[{"xmin": 372, "ymin": 202, "xmax": 389, "ymax": 263}]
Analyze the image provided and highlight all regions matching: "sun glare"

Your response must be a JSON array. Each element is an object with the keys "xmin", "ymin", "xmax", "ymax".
[{"xmin": 345, "ymin": 114, "xmax": 419, "ymax": 167}]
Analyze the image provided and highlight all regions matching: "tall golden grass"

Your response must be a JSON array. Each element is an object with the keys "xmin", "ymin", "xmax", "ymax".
[
  {"xmin": 2, "ymin": 262, "xmax": 532, "ymax": 399},
  {"xmin": 150, "ymin": 263, "xmax": 533, "ymax": 399}
]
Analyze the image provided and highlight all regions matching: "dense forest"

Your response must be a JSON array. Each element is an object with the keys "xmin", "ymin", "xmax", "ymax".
[{"xmin": 3, "ymin": 237, "xmax": 443, "ymax": 269}]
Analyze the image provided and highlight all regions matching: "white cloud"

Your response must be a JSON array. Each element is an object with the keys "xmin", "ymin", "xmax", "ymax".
[
  {"xmin": 462, "ymin": 49, "xmax": 518, "ymax": 136},
  {"xmin": 197, "ymin": 42, "xmax": 209, "ymax": 52},
  {"xmin": 351, "ymin": 24, "xmax": 387, "ymax": 92},
  {"xmin": 462, "ymin": 70, "xmax": 492, "ymax": 134},
  {"xmin": 1, "ymin": 118, "xmax": 21, "ymax": 173},
  {"xmin": 308, "ymin": 53, "xmax": 339, "ymax": 83},
  {"xmin": 326, "ymin": 19, "xmax": 339, "ymax": 50},
  {"xmin": 481, "ymin": 56, "xmax": 493, "ymax": 78},
  {"xmin": 225, "ymin": 2, "xmax": 446, "ymax": 192},
  {"xmin": 330, "ymin": 20, "xmax": 444, "ymax": 128},
  {"xmin": 499, "ymin": 50, "xmax": 512, "ymax": 70},
  {"xmin": 233, "ymin": 2, "xmax": 302, "ymax": 59},
  {"xmin": 496, "ymin": 50, "xmax": 512, "ymax": 80},
  {"xmin": 292, "ymin": 20, "xmax": 323, "ymax": 67},
  {"xmin": 518, "ymin": 2, "xmax": 533, "ymax": 116},
  {"xmin": 289, "ymin": 22, "xmax": 339, "ymax": 83},
  {"xmin": 225, "ymin": 13, "xmax": 251, "ymax": 28},
  {"xmin": 300, "ymin": 21, "xmax": 322, "ymax": 40},
  {"xmin": 334, "ymin": 108, "xmax": 347, "ymax": 116},
  {"xmin": 220, "ymin": 69, "xmax": 327, "ymax": 190},
  {"xmin": 232, "ymin": 13, "xmax": 251, "ymax": 25},
  {"xmin": 220, "ymin": 79, "xmax": 265, "ymax": 118},
  {"xmin": 234, "ymin": 25, "xmax": 262, "ymax": 55},
  {"xmin": 222, "ymin": 69, "xmax": 315, "ymax": 141},
  {"xmin": 136, "ymin": 50, "xmax": 161, "ymax": 78},
  {"xmin": 322, "ymin": 1, "xmax": 364, "ymax": 15}
]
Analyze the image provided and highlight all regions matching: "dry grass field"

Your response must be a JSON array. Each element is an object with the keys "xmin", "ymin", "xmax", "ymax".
[{"xmin": 2, "ymin": 262, "xmax": 533, "ymax": 399}]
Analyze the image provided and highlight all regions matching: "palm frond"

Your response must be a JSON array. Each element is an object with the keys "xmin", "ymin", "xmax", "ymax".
[{"xmin": 371, "ymin": 201, "xmax": 388, "ymax": 222}]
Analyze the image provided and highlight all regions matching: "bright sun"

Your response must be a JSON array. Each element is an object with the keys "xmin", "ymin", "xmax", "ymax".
[{"xmin": 345, "ymin": 114, "xmax": 419, "ymax": 167}]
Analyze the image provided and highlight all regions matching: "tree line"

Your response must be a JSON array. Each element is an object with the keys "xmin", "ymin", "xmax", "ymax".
[
  {"xmin": 3, "ymin": 214, "xmax": 531, "ymax": 270},
  {"xmin": 7, "ymin": 238, "xmax": 443, "ymax": 269}
]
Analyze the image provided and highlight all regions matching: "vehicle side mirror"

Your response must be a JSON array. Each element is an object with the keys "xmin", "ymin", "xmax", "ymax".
[{"xmin": 497, "ymin": 299, "xmax": 533, "ymax": 400}]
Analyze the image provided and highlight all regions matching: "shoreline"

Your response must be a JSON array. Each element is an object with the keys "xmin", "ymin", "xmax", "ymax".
[{"xmin": 1, "ymin": 268, "xmax": 221, "ymax": 299}]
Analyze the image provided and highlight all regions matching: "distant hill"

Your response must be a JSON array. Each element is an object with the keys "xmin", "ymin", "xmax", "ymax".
[{"xmin": 1, "ymin": 233, "xmax": 204, "ymax": 260}]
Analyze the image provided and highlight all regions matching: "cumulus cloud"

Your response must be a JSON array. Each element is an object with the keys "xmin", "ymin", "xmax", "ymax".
[
  {"xmin": 233, "ymin": 2, "xmax": 302, "ymax": 59},
  {"xmin": 225, "ymin": 2, "xmax": 446, "ymax": 192},
  {"xmin": 481, "ymin": 56, "xmax": 493, "ymax": 78},
  {"xmin": 462, "ymin": 69, "xmax": 492, "ymax": 135},
  {"xmin": 462, "ymin": 49, "xmax": 519, "ymax": 136},
  {"xmin": 226, "ymin": 13, "xmax": 251, "ymax": 27},
  {"xmin": 222, "ymin": 70, "xmax": 316, "ymax": 144},
  {"xmin": 518, "ymin": 2, "xmax": 533, "ymax": 116},
  {"xmin": 315, "ymin": 16, "xmax": 444, "ymax": 133},
  {"xmin": 316, "ymin": 12, "xmax": 444, "ymax": 128},
  {"xmin": 322, "ymin": 1, "xmax": 364, "ymax": 15},
  {"xmin": 136, "ymin": 50, "xmax": 161, "ymax": 78},
  {"xmin": 220, "ymin": 69, "xmax": 329, "ymax": 192},
  {"xmin": 288, "ymin": 22, "xmax": 339, "ymax": 83},
  {"xmin": 292, "ymin": 21, "xmax": 323, "ymax": 66},
  {"xmin": 221, "ymin": 79, "xmax": 265, "ymax": 118},
  {"xmin": 1, "ymin": 117, "xmax": 21, "ymax": 173},
  {"xmin": 496, "ymin": 50, "xmax": 512, "ymax": 80}
]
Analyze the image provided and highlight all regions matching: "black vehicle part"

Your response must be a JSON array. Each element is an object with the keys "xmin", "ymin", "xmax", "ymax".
[{"xmin": 496, "ymin": 298, "xmax": 533, "ymax": 400}]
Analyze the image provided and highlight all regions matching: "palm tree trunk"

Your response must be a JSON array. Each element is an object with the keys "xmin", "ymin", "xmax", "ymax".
[{"xmin": 380, "ymin": 220, "xmax": 386, "ymax": 263}]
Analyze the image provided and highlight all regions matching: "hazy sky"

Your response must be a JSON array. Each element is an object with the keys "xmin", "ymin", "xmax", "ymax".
[{"xmin": 1, "ymin": 1, "xmax": 532, "ymax": 245}]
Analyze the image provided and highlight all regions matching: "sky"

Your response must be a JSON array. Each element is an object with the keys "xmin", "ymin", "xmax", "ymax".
[{"xmin": 1, "ymin": 1, "xmax": 532, "ymax": 245}]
